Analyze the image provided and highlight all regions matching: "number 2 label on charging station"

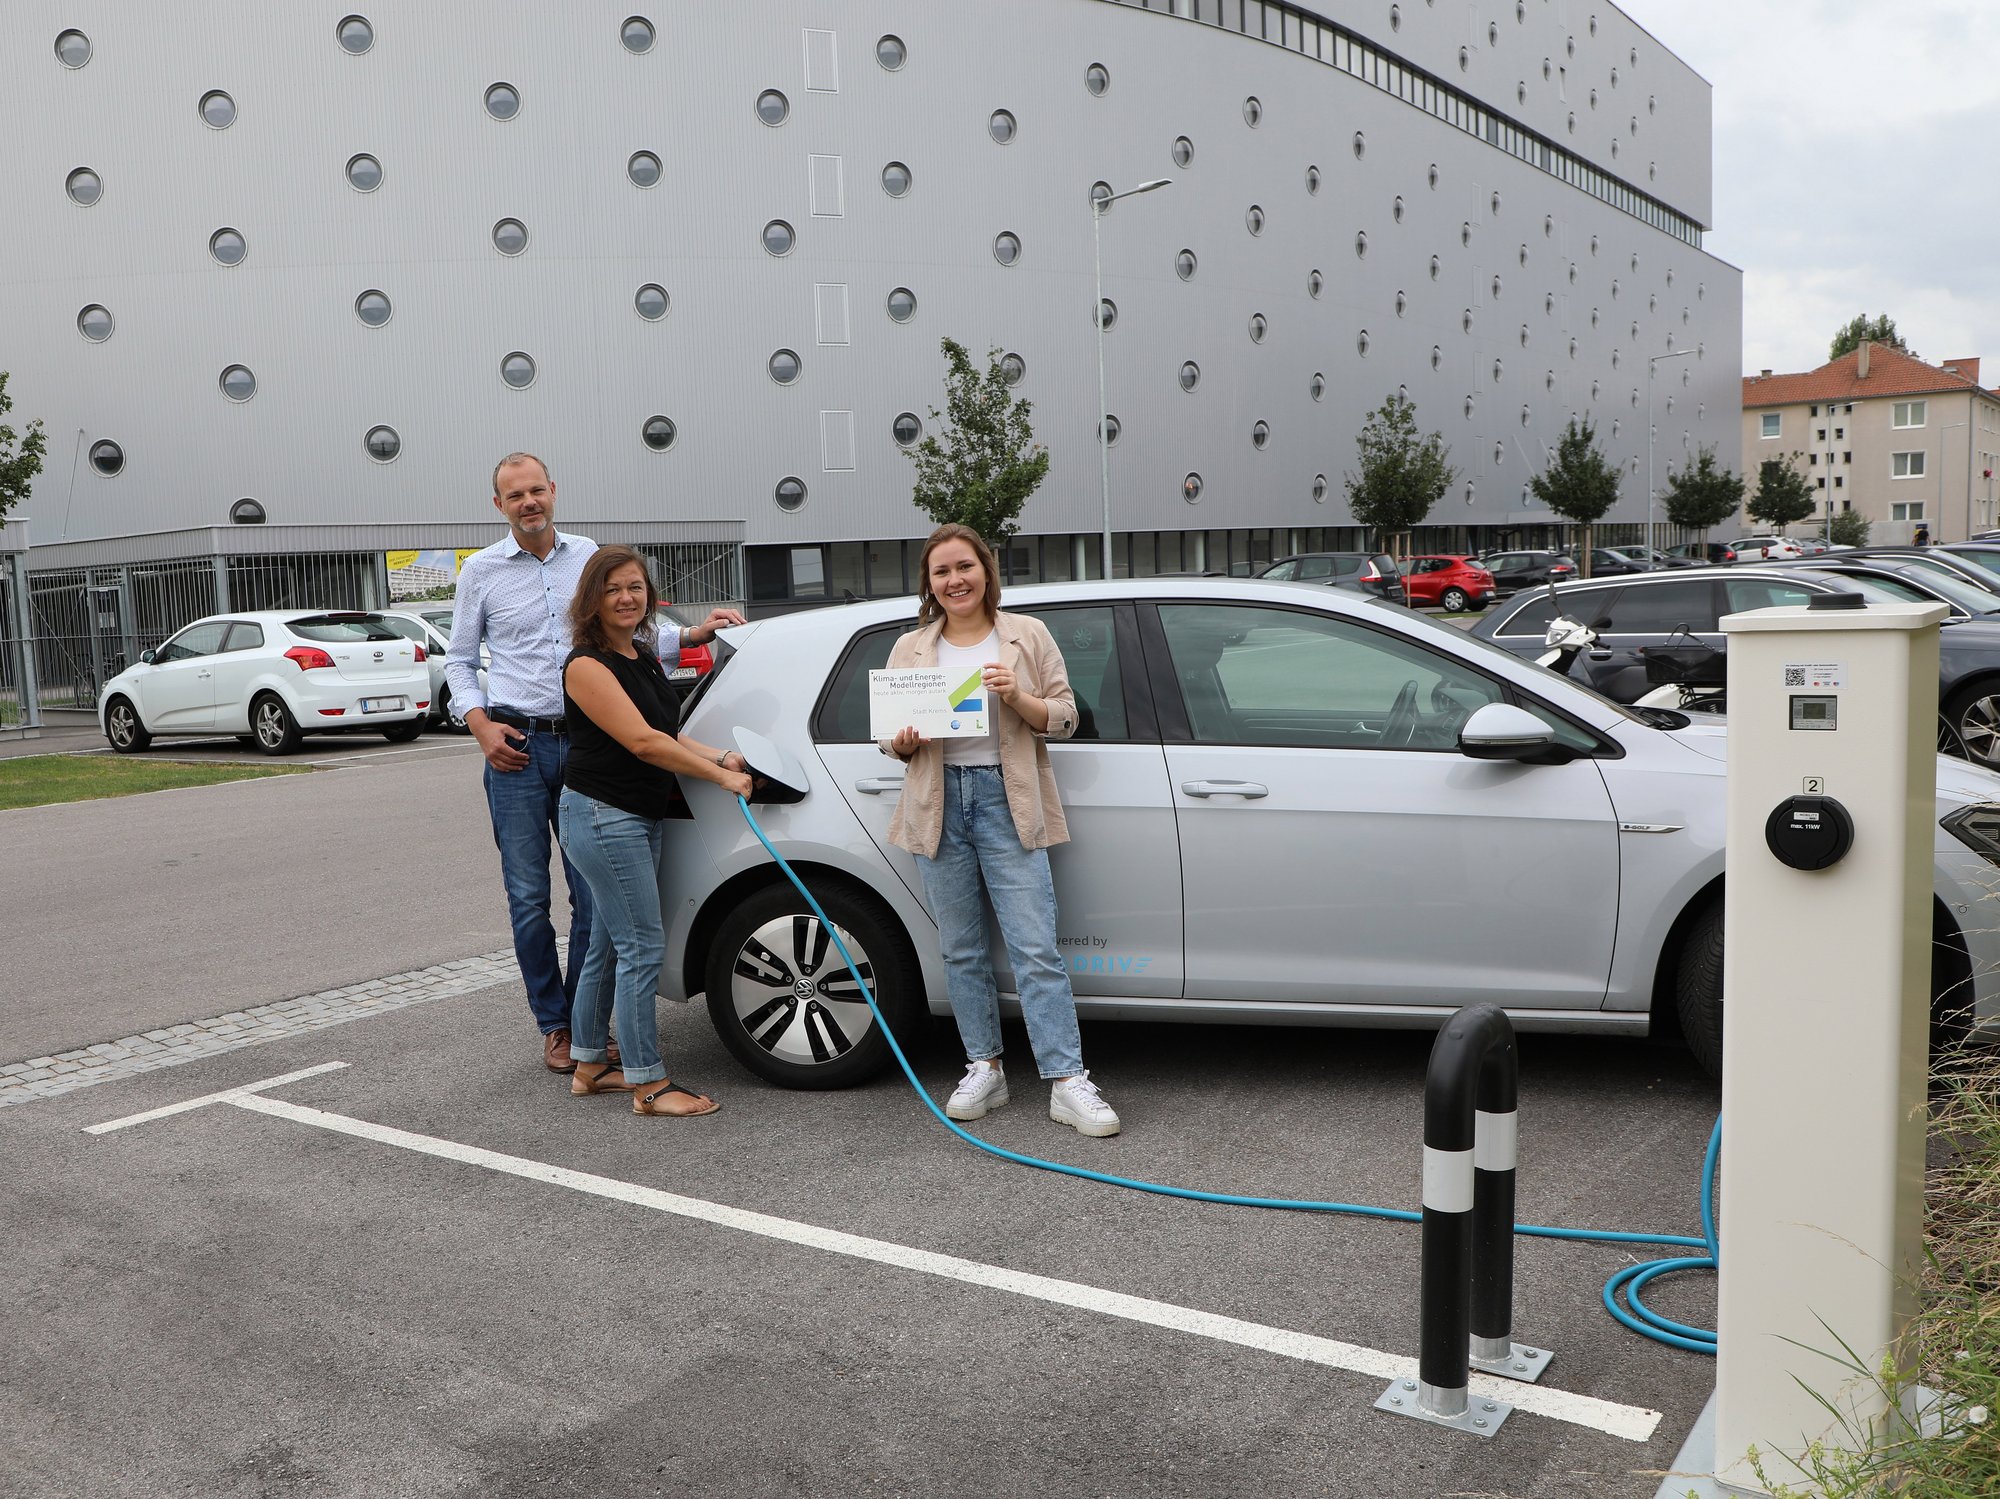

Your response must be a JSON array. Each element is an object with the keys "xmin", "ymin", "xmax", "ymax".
[{"xmin": 1802, "ymin": 776, "xmax": 1824, "ymax": 794}]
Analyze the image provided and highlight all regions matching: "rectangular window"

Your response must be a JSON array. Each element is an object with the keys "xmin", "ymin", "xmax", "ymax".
[
  {"xmin": 1808, "ymin": 453, "xmax": 1818, "ymax": 465},
  {"xmin": 1892, "ymin": 451, "xmax": 1927, "ymax": 479},
  {"xmin": 1817, "ymin": 428, "xmax": 1826, "ymax": 442},
  {"xmin": 1891, "ymin": 502, "xmax": 1926, "ymax": 522},
  {"xmin": 1894, "ymin": 400, "xmax": 1927, "ymax": 428},
  {"xmin": 1834, "ymin": 427, "xmax": 1844, "ymax": 440},
  {"xmin": 1833, "ymin": 476, "xmax": 1843, "ymax": 488},
  {"xmin": 1816, "ymin": 477, "xmax": 1826, "ymax": 489}
]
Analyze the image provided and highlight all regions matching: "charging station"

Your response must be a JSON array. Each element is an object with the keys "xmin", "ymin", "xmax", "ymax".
[{"xmin": 1692, "ymin": 593, "xmax": 1945, "ymax": 1495}]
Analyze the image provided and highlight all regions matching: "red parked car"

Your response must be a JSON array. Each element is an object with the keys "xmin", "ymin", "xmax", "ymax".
[{"xmin": 1398, "ymin": 555, "xmax": 1497, "ymax": 612}]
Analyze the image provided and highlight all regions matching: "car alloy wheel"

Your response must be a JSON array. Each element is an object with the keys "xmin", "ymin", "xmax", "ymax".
[
  {"xmin": 1946, "ymin": 682, "xmax": 2000, "ymax": 768},
  {"xmin": 1440, "ymin": 587, "xmax": 1470, "ymax": 613},
  {"xmin": 250, "ymin": 693, "xmax": 302, "ymax": 755},
  {"xmin": 105, "ymin": 696, "xmax": 151, "ymax": 753},
  {"xmin": 704, "ymin": 882, "xmax": 918, "ymax": 1089}
]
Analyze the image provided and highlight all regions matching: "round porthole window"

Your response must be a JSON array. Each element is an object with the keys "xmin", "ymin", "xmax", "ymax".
[
  {"xmin": 988, "ymin": 110, "xmax": 1016, "ymax": 144},
  {"xmin": 1179, "ymin": 361, "xmax": 1200, "ymax": 392},
  {"xmin": 364, "ymin": 425, "xmax": 400, "ymax": 462},
  {"xmin": 1355, "ymin": 231, "xmax": 1368, "ymax": 259},
  {"xmin": 768, "ymin": 349, "xmax": 801, "ymax": 385},
  {"xmin": 200, "ymin": 90, "xmax": 236, "ymax": 128},
  {"xmin": 1430, "ymin": 255, "xmax": 1441, "ymax": 280},
  {"xmin": 1251, "ymin": 420, "xmax": 1270, "ymax": 451},
  {"xmin": 1097, "ymin": 416, "xmax": 1120, "ymax": 446},
  {"xmin": 893, "ymin": 412, "xmax": 923, "ymax": 447},
  {"xmin": 1358, "ymin": 330, "xmax": 1371, "ymax": 357},
  {"xmin": 1182, "ymin": 473, "xmax": 1203, "ymax": 504},
  {"xmin": 1397, "ymin": 291, "xmax": 1409, "ymax": 317},
  {"xmin": 757, "ymin": 89, "xmax": 789, "ymax": 126},
  {"xmin": 219, "ymin": 364, "xmax": 257, "ymax": 401},
  {"xmin": 634, "ymin": 283, "xmax": 669, "ymax": 321},
  {"xmin": 1307, "ymin": 165, "xmax": 1321, "ymax": 195},
  {"xmin": 484, "ymin": 82, "xmax": 520, "ymax": 120},
  {"xmin": 1248, "ymin": 313, "xmax": 1267, "ymax": 344},
  {"xmin": 627, "ymin": 151, "xmax": 661, "ymax": 187},
  {"xmin": 355, "ymin": 289, "xmax": 392, "ymax": 326},
  {"xmin": 881, "ymin": 161, "xmax": 911, "ymax": 197},
  {"xmin": 992, "ymin": 232, "xmax": 1021, "ymax": 266},
  {"xmin": 1353, "ymin": 130, "xmax": 1366, "ymax": 159},
  {"xmin": 1245, "ymin": 205, "xmax": 1264, "ymax": 235},
  {"xmin": 336, "ymin": 15, "xmax": 373, "ymax": 55},
  {"xmin": 642, "ymin": 416, "xmax": 677, "ymax": 452},
  {"xmin": 1090, "ymin": 181, "xmax": 1113, "ymax": 211},
  {"xmin": 208, "ymin": 228, "xmax": 247, "ymax": 266},
  {"xmin": 230, "ymin": 499, "xmax": 266, "ymax": 524},
  {"xmin": 1431, "ymin": 345, "xmax": 1442, "ymax": 370},
  {"xmin": 775, "ymin": 476, "xmax": 807, "ymax": 512},
  {"xmin": 345, "ymin": 153, "xmax": 383, "ymax": 191},
  {"xmin": 65, "ymin": 168, "xmax": 102, "ymax": 206},
  {"xmin": 998, "ymin": 353, "xmax": 1026, "ymax": 385},
  {"xmin": 1310, "ymin": 372, "xmax": 1325, "ymax": 401},
  {"xmin": 1096, "ymin": 298, "xmax": 1116, "ymax": 331},
  {"xmin": 1429, "ymin": 163, "xmax": 1440, "ymax": 190},
  {"xmin": 1172, "ymin": 136, "xmax": 1193, "ymax": 169},
  {"xmin": 1085, "ymin": 63, "xmax": 1109, "ymax": 96},
  {"xmin": 1243, "ymin": 96, "xmax": 1261, "ymax": 127},
  {"xmin": 886, "ymin": 287, "xmax": 917, "ymax": 323},
  {"xmin": 492, "ymin": 218, "xmax": 528, "ymax": 255},
  {"xmin": 55, "ymin": 29, "xmax": 92, "ymax": 67},
  {"xmin": 1313, "ymin": 474, "xmax": 1329, "ymax": 504},
  {"xmin": 500, "ymin": 352, "xmax": 536, "ymax": 389},
  {"xmin": 621, "ymin": 16, "xmax": 655, "ymax": 54},
  {"xmin": 876, "ymin": 35, "xmax": 906, "ymax": 70},
  {"xmin": 77, "ymin": 304, "xmax": 113, "ymax": 342},
  {"xmin": 1175, "ymin": 249, "xmax": 1196, "ymax": 281},
  {"xmin": 90, "ymin": 440, "xmax": 124, "ymax": 475},
  {"xmin": 1308, "ymin": 270, "xmax": 1322, "ymax": 299},
  {"xmin": 763, "ymin": 219, "xmax": 795, "ymax": 256},
  {"xmin": 1393, "ymin": 196, "xmax": 1405, "ymax": 223}
]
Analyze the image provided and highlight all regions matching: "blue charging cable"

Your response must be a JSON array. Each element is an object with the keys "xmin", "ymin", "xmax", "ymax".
[{"xmin": 736, "ymin": 794, "xmax": 1719, "ymax": 1354}]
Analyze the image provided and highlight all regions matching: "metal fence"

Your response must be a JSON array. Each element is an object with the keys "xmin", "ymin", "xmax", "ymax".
[
  {"xmin": 0, "ymin": 564, "xmax": 33, "ymax": 729},
  {"xmin": 630, "ymin": 541, "xmax": 742, "ymax": 609}
]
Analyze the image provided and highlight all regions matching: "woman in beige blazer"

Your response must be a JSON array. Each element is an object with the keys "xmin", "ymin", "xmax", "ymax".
[{"xmin": 881, "ymin": 525, "xmax": 1120, "ymax": 1137}]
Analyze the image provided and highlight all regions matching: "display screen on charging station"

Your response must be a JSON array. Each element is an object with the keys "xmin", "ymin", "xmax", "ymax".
[{"xmin": 1789, "ymin": 694, "xmax": 1837, "ymax": 731}]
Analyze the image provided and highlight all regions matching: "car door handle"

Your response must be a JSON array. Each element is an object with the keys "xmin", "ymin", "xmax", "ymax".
[
  {"xmin": 854, "ymin": 776, "xmax": 905, "ymax": 795},
  {"xmin": 1180, "ymin": 780, "xmax": 1269, "ymax": 799},
  {"xmin": 1587, "ymin": 649, "xmax": 1613, "ymax": 659}
]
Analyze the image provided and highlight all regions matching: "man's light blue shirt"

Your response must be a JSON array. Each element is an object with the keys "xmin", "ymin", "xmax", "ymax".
[{"xmin": 444, "ymin": 530, "xmax": 683, "ymax": 718}]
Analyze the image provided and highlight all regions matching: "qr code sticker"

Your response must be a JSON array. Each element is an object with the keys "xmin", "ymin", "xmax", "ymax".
[{"xmin": 1784, "ymin": 667, "xmax": 1806, "ymax": 687}]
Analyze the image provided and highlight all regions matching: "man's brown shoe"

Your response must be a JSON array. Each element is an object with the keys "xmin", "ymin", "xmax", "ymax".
[{"xmin": 543, "ymin": 1029, "xmax": 577, "ymax": 1074}]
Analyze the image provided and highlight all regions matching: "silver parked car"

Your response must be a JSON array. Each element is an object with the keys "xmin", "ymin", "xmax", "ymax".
[{"xmin": 658, "ymin": 578, "xmax": 2000, "ymax": 1085}]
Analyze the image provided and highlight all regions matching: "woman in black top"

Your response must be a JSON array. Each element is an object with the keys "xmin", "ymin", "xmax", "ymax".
[{"xmin": 557, "ymin": 545, "xmax": 750, "ymax": 1117}]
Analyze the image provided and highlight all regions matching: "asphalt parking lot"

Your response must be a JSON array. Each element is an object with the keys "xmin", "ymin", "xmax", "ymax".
[{"xmin": 1, "ymin": 735, "xmax": 1722, "ymax": 1498}]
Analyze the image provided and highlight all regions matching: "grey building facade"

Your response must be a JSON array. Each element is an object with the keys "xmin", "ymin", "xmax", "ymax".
[{"xmin": 5, "ymin": 1, "xmax": 1740, "ymax": 700}]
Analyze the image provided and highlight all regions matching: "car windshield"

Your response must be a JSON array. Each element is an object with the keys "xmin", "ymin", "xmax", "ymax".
[
  {"xmin": 286, "ymin": 613, "xmax": 403, "ymax": 643},
  {"xmin": 1864, "ymin": 567, "xmax": 2000, "ymax": 615},
  {"xmin": 1945, "ymin": 548, "xmax": 2000, "ymax": 583},
  {"xmin": 1391, "ymin": 605, "xmax": 1658, "ymax": 728}
]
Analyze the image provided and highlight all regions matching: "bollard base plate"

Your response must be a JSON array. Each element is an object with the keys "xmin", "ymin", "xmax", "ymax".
[
  {"xmin": 1470, "ymin": 1341, "xmax": 1554, "ymax": 1383},
  {"xmin": 1374, "ymin": 1379, "xmax": 1513, "ymax": 1436}
]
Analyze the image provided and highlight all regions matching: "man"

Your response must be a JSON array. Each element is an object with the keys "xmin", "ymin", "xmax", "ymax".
[{"xmin": 446, "ymin": 452, "xmax": 744, "ymax": 1073}]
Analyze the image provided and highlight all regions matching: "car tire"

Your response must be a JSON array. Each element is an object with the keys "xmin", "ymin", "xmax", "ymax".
[
  {"xmin": 381, "ymin": 718, "xmax": 425, "ymax": 744},
  {"xmin": 705, "ymin": 880, "xmax": 922, "ymax": 1090},
  {"xmin": 1439, "ymin": 587, "xmax": 1471, "ymax": 613},
  {"xmin": 250, "ymin": 693, "xmax": 303, "ymax": 756},
  {"xmin": 105, "ymin": 696, "xmax": 152, "ymax": 753},
  {"xmin": 1943, "ymin": 680, "xmax": 2000, "ymax": 768}
]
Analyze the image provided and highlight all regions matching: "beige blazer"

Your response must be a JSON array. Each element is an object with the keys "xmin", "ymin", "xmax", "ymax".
[{"xmin": 880, "ymin": 609, "xmax": 1078, "ymax": 858}]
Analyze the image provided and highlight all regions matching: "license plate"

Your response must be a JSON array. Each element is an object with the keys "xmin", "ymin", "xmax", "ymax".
[{"xmin": 360, "ymin": 697, "xmax": 403, "ymax": 714}]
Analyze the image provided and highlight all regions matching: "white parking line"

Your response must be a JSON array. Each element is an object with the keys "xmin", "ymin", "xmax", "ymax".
[
  {"xmin": 83, "ymin": 1061, "xmax": 349, "ymax": 1134},
  {"xmin": 86, "ymin": 1075, "xmax": 1662, "ymax": 1442}
]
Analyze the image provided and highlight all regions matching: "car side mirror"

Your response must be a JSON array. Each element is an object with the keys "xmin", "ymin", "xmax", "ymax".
[
  {"xmin": 140, "ymin": 648, "xmax": 157, "ymax": 665},
  {"xmin": 1459, "ymin": 703, "xmax": 1559, "ymax": 761}
]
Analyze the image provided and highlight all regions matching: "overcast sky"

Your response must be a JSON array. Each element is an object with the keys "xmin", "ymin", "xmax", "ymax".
[{"xmin": 1628, "ymin": 0, "xmax": 2000, "ymax": 378}]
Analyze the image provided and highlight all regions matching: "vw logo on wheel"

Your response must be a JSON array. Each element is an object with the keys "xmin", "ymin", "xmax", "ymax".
[{"xmin": 792, "ymin": 977, "xmax": 817, "ymax": 1001}]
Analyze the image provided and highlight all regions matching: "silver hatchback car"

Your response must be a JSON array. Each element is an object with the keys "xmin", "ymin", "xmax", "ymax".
[{"xmin": 659, "ymin": 578, "xmax": 2000, "ymax": 1087}]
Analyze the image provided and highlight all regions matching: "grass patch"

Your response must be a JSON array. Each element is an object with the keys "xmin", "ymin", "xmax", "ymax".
[{"xmin": 0, "ymin": 754, "xmax": 310, "ymax": 810}]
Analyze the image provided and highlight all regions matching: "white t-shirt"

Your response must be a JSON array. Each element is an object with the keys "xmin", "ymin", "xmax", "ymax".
[{"xmin": 935, "ymin": 629, "xmax": 1002, "ymax": 767}]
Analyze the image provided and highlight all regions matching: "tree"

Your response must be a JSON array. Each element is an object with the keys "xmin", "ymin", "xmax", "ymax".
[
  {"xmin": 1828, "ymin": 313, "xmax": 1907, "ymax": 362},
  {"xmin": 1342, "ymin": 392, "xmax": 1457, "ymax": 551},
  {"xmin": 904, "ymin": 338, "xmax": 1049, "ymax": 549},
  {"xmin": 1661, "ymin": 444, "xmax": 1745, "ymax": 538},
  {"xmin": 1529, "ymin": 417, "xmax": 1621, "ymax": 571},
  {"xmin": 0, "ymin": 371, "xmax": 47, "ymax": 526},
  {"xmin": 1827, "ymin": 509, "xmax": 1871, "ymax": 548},
  {"xmin": 1746, "ymin": 455, "xmax": 1818, "ymax": 531}
]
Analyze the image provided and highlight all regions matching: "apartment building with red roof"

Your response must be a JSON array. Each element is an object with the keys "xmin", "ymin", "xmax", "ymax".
[{"xmin": 1740, "ymin": 342, "xmax": 2000, "ymax": 542}]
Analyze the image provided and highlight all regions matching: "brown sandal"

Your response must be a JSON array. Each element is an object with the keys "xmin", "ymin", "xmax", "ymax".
[
  {"xmin": 571, "ymin": 1063, "xmax": 636, "ymax": 1096},
  {"xmin": 633, "ymin": 1080, "xmax": 720, "ymax": 1118}
]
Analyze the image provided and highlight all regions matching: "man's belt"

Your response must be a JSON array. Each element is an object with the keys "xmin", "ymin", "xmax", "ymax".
[{"xmin": 488, "ymin": 706, "xmax": 567, "ymax": 735}]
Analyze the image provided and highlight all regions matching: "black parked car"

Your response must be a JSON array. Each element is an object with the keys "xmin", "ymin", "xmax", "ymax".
[
  {"xmin": 1664, "ymin": 541, "xmax": 1738, "ymax": 566},
  {"xmin": 1475, "ymin": 549, "xmax": 1579, "ymax": 595},
  {"xmin": 1259, "ymin": 552, "xmax": 1407, "ymax": 604}
]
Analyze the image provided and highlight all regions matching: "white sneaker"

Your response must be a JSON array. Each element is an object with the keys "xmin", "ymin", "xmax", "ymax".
[
  {"xmin": 945, "ymin": 1060, "xmax": 1009, "ymax": 1121},
  {"xmin": 1049, "ymin": 1072, "xmax": 1121, "ymax": 1137}
]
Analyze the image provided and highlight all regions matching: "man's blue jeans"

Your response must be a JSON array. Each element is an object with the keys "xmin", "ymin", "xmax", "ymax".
[
  {"xmin": 557, "ymin": 789, "xmax": 669, "ymax": 1086},
  {"xmin": 485, "ymin": 729, "xmax": 595, "ymax": 1034},
  {"xmin": 914, "ymin": 764, "xmax": 1086, "ymax": 1080}
]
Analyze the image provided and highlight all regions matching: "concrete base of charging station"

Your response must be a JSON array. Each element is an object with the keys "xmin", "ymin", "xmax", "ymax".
[{"xmin": 1656, "ymin": 1383, "xmax": 1954, "ymax": 1498}]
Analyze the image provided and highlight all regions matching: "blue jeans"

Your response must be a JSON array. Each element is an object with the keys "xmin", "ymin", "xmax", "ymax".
[
  {"xmin": 485, "ymin": 729, "xmax": 595, "ymax": 1034},
  {"xmin": 557, "ymin": 790, "xmax": 669, "ymax": 1086},
  {"xmin": 914, "ymin": 764, "xmax": 1085, "ymax": 1080}
]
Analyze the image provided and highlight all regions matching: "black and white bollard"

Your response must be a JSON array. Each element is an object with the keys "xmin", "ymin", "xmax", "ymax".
[{"xmin": 1377, "ymin": 1004, "xmax": 1551, "ymax": 1438}]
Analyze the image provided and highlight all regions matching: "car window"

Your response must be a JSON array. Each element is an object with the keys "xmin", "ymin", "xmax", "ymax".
[
  {"xmin": 1157, "ymin": 603, "xmax": 1504, "ymax": 751},
  {"xmin": 1597, "ymin": 579, "xmax": 1717, "ymax": 633},
  {"xmin": 812, "ymin": 606, "xmax": 1128, "ymax": 743},
  {"xmin": 1947, "ymin": 549, "xmax": 2000, "ymax": 582},
  {"xmin": 1302, "ymin": 557, "xmax": 1339, "ymax": 580},
  {"xmin": 1263, "ymin": 560, "xmax": 1298, "ymax": 581},
  {"xmin": 1724, "ymin": 578, "xmax": 1818, "ymax": 612},
  {"xmin": 154, "ymin": 621, "xmax": 230, "ymax": 662},
  {"xmin": 286, "ymin": 613, "xmax": 403, "ymax": 643},
  {"xmin": 380, "ymin": 616, "xmax": 429, "ymax": 644},
  {"xmin": 220, "ymin": 622, "xmax": 264, "ymax": 652},
  {"xmin": 1495, "ymin": 585, "xmax": 1617, "ymax": 637}
]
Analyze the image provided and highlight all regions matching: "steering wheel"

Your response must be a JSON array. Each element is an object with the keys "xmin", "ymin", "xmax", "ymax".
[{"xmin": 1381, "ymin": 680, "xmax": 1421, "ymax": 748}]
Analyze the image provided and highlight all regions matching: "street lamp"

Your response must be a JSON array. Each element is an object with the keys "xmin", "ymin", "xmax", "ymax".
[
  {"xmin": 1646, "ymin": 349, "xmax": 1696, "ymax": 555},
  {"xmin": 1940, "ymin": 420, "xmax": 1967, "ymax": 541},
  {"xmin": 1093, "ymin": 177, "xmax": 1173, "ymax": 580}
]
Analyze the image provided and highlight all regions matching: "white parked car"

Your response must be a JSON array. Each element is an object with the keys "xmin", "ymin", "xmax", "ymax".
[
  {"xmin": 379, "ymin": 610, "xmax": 462, "ymax": 731},
  {"xmin": 1729, "ymin": 535, "xmax": 1806, "ymax": 562},
  {"xmin": 98, "ymin": 610, "xmax": 430, "ymax": 756}
]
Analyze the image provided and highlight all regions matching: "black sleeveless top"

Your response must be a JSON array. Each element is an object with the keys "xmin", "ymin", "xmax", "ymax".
[{"xmin": 562, "ymin": 645, "xmax": 683, "ymax": 821}]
